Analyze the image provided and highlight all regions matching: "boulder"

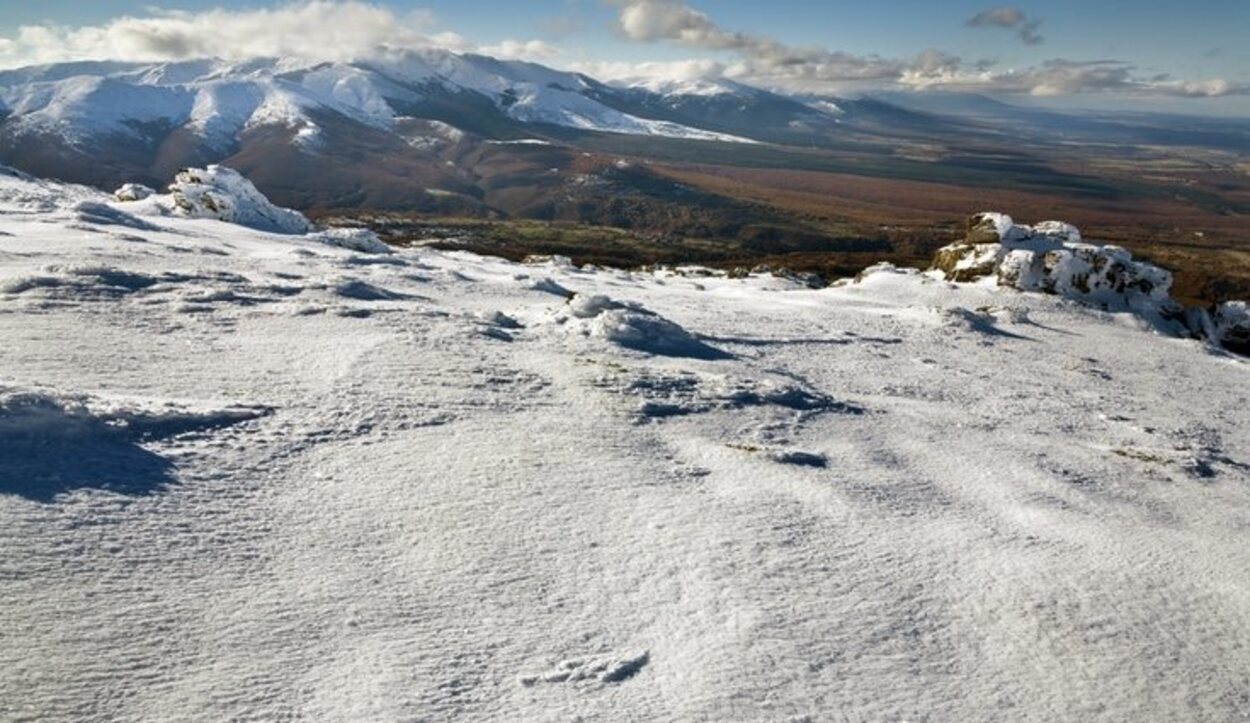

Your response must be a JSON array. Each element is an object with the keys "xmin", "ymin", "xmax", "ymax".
[
  {"xmin": 1213, "ymin": 302, "xmax": 1250, "ymax": 355},
  {"xmin": 932, "ymin": 213, "xmax": 1172, "ymax": 308},
  {"xmin": 113, "ymin": 183, "xmax": 155, "ymax": 202},
  {"xmin": 168, "ymin": 166, "xmax": 313, "ymax": 235},
  {"xmin": 311, "ymin": 228, "xmax": 391, "ymax": 254},
  {"xmin": 927, "ymin": 212, "xmax": 1250, "ymax": 355}
]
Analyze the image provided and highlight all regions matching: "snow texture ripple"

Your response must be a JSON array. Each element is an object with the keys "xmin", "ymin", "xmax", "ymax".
[{"xmin": 0, "ymin": 171, "xmax": 1248, "ymax": 722}]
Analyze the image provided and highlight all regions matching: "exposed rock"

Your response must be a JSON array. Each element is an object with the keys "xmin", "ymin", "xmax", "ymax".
[
  {"xmin": 113, "ymin": 183, "xmax": 155, "ymax": 202},
  {"xmin": 168, "ymin": 166, "xmax": 314, "ymax": 235},
  {"xmin": 933, "ymin": 213, "xmax": 1172, "ymax": 309},
  {"xmin": 523, "ymin": 254, "xmax": 576, "ymax": 268},
  {"xmin": 929, "ymin": 213, "xmax": 1249, "ymax": 355},
  {"xmin": 792, "ymin": 271, "xmax": 826, "ymax": 289},
  {"xmin": 1213, "ymin": 302, "xmax": 1250, "ymax": 355},
  {"xmin": 311, "ymin": 228, "xmax": 391, "ymax": 254}
]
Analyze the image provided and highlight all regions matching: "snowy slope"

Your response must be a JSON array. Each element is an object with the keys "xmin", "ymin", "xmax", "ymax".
[
  {"xmin": 0, "ymin": 53, "xmax": 752, "ymax": 148},
  {"xmin": 1, "ymin": 170, "xmax": 1249, "ymax": 721}
]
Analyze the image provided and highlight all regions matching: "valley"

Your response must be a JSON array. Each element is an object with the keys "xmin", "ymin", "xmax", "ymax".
[{"xmin": 1, "ymin": 53, "xmax": 1247, "ymax": 305}]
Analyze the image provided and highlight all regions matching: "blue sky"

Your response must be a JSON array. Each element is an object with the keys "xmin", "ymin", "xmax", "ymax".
[{"xmin": 1, "ymin": 1, "xmax": 1247, "ymax": 112}]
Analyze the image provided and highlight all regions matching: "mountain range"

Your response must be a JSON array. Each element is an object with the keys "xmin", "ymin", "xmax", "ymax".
[
  {"xmin": 5, "ymin": 49, "xmax": 1245, "ymax": 212},
  {"xmin": 2, "ymin": 49, "xmax": 1249, "ymax": 309},
  {"xmin": 0, "ymin": 52, "xmax": 776, "ymax": 197}
]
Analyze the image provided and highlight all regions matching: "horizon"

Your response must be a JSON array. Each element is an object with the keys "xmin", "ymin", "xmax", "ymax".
[{"xmin": 1, "ymin": 0, "xmax": 1248, "ymax": 117}]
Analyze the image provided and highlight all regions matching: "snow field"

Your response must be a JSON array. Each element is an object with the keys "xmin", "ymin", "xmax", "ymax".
[{"xmin": 0, "ymin": 172, "xmax": 1248, "ymax": 721}]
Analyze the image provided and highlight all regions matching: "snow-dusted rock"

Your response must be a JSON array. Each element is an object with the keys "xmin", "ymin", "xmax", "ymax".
[
  {"xmin": 1212, "ymin": 301, "xmax": 1250, "ymax": 355},
  {"xmin": 159, "ymin": 166, "xmax": 390, "ymax": 252},
  {"xmin": 310, "ymin": 228, "xmax": 391, "ymax": 254},
  {"xmin": 935, "ymin": 213, "xmax": 1173, "ymax": 309},
  {"xmin": 168, "ymin": 166, "xmax": 314, "ymax": 235},
  {"xmin": 113, "ymin": 183, "xmax": 156, "ymax": 202}
]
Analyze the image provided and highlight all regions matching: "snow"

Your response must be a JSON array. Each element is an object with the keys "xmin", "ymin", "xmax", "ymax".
[
  {"xmin": 549, "ymin": 293, "xmax": 733, "ymax": 360},
  {"xmin": 109, "ymin": 164, "xmax": 386, "ymax": 253},
  {"xmin": 0, "ymin": 76, "xmax": 195, "ymax": 144},
  {"xmin": 808, "ymin": 99, "xmax": 845, "ymax": 116},
  {"xmin": 495, "ymin": 79, "xmax": 754, "ymax": 142},
  {"xmin": 0, "ymin": 52, "xmax": 759, "ymax": 147},
  {"xmin": 187, "ymin": 81, "xmax": 266, "ymax": 149},
  {"xmin": 1, "ymin": 170, "xmax": 1249, "ymax": 721}
]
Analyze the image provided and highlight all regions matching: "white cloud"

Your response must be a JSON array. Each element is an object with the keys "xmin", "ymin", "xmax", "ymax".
[
  {"xmin": 0, "ymin": 1, "xmax": 556, "ymax": 68},
  {"xmin": 900, "ymin": 59, "xmax": 1250, "ymax": 98},
  {"xmin": 568, "ymin": 58, "xmax": 726, "ymax": 83},
  {"xmin": 479, "ymin": 40, "xmax": 561, "ymax": 61},
  {"xmin": 0, "ymin": 0, "xmax": 1240, "ymax": 101},
  {"xmin": 606, "ymin": 0, "xmax": 1245, "ymax": 98}
]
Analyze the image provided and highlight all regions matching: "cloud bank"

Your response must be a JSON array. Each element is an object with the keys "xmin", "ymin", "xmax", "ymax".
[
  {"xmin": 0, "ymin": 1, "xmax": 557, "ymax": 68},
  {"xmin": 0, "ymin": 1, "xmax": 1241, "ymax": 101},
  {"xmin": 606, "ymin": 0, "xmax": 1245, "ymax": 98}
]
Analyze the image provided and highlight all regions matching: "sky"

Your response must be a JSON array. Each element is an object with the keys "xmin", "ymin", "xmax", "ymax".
[{"xmin": 1, "ymin": 0, "xmax": 1247, "ymax": 114}]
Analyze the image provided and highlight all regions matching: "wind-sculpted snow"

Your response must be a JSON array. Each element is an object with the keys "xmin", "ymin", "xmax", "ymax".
[
  {"xmin": 549, "ymin": 293, "xmax": 733, "ymax": 359},
  {"xmin": 0, "ymin": 387, "xmax": 270, "ymax": 501},
  {"xmin": 1, "ymin": 171, "xmax": 1249, "ymax": 721}
]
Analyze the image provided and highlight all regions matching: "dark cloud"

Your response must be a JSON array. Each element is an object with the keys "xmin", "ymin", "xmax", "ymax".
[{"xmin": 966, "ymin": 7, "xmax": 1045, "ymax": 46}]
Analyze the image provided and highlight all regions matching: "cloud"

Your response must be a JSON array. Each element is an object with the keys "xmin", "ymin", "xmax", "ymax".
[
  {"xmin": 568, "ymin": 58, "xmax": 727, "ymax": 83},
  {"xmin": 479, "ymin": 40, "xmax": 561, "ymax": 61},
  {"xmin": 606, "ymin": 0, "xmax": 1243, "ymax": 99},
  {"xmin": 0, "ymin": 0, "xmax": 1239, "ymax": 101},
  {"xmin": 903, "ymin": 59, "xmax": 1250, "ymax": 98},
  {"xmin": 966, "ymin": 7, "xmax": 1045, "ymax": 46},
  {"xmin": 0, "ymin": 1, "xmax": 556, "ymax": 67},
  {"xmin": 607, "ymin": 0, "xmax": 906, "ymax": 83}
]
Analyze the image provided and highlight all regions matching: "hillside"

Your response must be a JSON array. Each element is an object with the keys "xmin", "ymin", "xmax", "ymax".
[
  {"xmin": 2, "ymin": 168, "xmax": 1248, "ymax": 721},
  {"xmin": 2, "ymin": 53, "xmax": 1247, "ymax": 306}
]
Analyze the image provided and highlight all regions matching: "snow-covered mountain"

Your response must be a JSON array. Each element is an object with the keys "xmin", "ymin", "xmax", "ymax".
[
  {"xmin": 0, "ymin": 52, "xmax": 750, "ymax": 151},
  {"xmin": 0, "ymin": 51, "xmax": 802, "ymax": 206},
  {"xmin": 2, "ymin": 165, "xmax": 1249, "ymax": 720}
]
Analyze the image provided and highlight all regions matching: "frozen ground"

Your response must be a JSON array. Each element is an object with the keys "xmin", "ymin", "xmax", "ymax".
[{"xmin": 1, "ymin": 171, "xmax": 1248, "ymax": 722}]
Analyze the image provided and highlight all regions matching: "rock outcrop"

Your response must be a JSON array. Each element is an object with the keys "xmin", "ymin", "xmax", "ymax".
[
  {"xmin": 932, "ymin": 213, "xmax": 1248, "ymax": 354},
  {"xmin": 934, "ymin": 213, "xmax": 1171, "ymax": 309},
  {"xmin": 167, "ymin": 166, "xmax": 314, "ymax": 235},
  {"xmin": 113, "ymin": 183, "xmax": 156, "ymax": 202},
  {"xmin": 1212, "ymin": 302, "xmax": 1250, "ymax": 355}
]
